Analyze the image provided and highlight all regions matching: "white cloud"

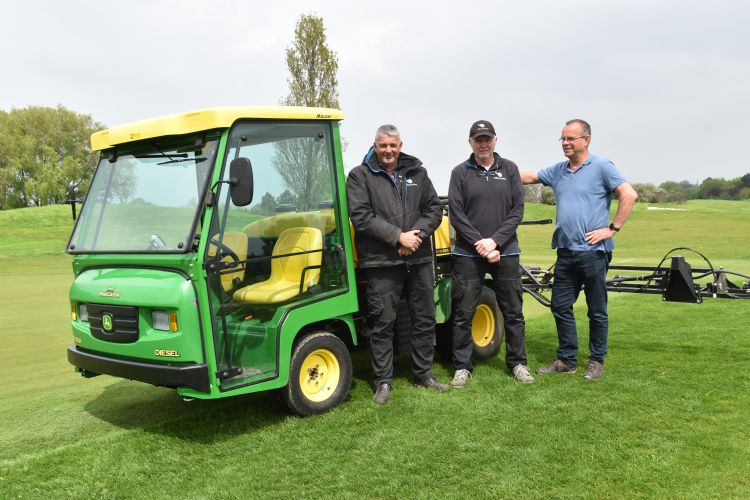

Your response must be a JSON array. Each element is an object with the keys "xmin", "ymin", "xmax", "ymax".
[{"xmin": 2, "ymin": 0, "xmax": 749, "ymax": 193}]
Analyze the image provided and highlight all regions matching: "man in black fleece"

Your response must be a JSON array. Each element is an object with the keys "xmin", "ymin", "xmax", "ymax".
[
  {"xmin": 447, "ymin": 120, "xmax": 533, "ymax": 388},
  {"xmin": 347, "ymin": 124, "xmax": 448, "ymax": 404}
]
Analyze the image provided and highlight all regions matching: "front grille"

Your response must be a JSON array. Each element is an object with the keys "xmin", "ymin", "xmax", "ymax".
[{"xmin": 88, "ymin": 304, "xmax": 139, "ymax": 343}]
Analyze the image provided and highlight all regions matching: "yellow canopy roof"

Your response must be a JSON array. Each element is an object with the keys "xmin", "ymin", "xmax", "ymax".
[{"xmin": 90, "ymin": 106, "xmax": 344, "ymax": 151}]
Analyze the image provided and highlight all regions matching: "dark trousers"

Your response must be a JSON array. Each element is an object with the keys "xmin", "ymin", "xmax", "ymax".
[
  {"xmin": 551, "ymin": 249, "xmax": 612, "ymax": 367},
  {"xmin": 451, "ymin": 255, "xmax": 527, "ymax": 371},
  {"xmin": 364, "ymin": 262, "xmax": 436, "ymax": 386}
]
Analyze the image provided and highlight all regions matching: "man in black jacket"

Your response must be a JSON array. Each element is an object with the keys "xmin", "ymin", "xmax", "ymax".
[
  {"xmin": 347, "ymin": 124, "xmax": 448, "ymax": 404},
  {"xmin": 448, "ymin": 120, "xmax": 533, "ymax": 388}
]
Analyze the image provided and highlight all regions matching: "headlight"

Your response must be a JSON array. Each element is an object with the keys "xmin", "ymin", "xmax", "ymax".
[
  {"xmin": 79, "ymin": 304, "xmax": 89, "ymax": 322},
  {"xmin": 152, "ymin": 310, "xmax": 178, "ymax": 332},
  {"xmin": 152, "ymin": 310, "xmax": 170, "ymax": 331}
]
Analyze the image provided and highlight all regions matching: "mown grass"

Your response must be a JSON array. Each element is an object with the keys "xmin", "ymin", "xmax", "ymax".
[
  {"xmin": 1, "ymin": 202, "xmax": 749, "ymax": 498},
  {"xmin": 521, "ymin": 199, "xmax": 750, "ymax": 274}
]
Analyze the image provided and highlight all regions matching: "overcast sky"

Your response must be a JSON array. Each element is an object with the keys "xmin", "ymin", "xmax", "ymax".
[{"xmin": 3, "ymin": 0, "xmax": 748, "ymax": 193}]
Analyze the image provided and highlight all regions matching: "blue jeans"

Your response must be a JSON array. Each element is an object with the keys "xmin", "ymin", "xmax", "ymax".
[{"xmin": 551, "ymin": 249, "xmax": 611, "ymax": 367}]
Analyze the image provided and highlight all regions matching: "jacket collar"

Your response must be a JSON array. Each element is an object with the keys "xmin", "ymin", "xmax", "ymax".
[
  {"xmin": 364, "ymin": 152, "xmax": 422, "ymax": 175},
  {"xmin": 466, "ymin": 152, "xmax": 502, "ymax": 172}
]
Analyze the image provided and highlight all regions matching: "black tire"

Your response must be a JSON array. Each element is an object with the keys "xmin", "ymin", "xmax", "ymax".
[
  {"xmin": 281, "ymin": 331, "xmax": 352, "ymax": 416},
  {"xmin": 470, "ymin": 287, "xmax": 503, "ymax": 361},
  {"xmin": 435, "ymin": 286, "xmax": 503, "ymax": 363}
]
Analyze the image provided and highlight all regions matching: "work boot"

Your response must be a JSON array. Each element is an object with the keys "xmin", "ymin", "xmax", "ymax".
[
  {"xmin": 512, "ymin": 364, "xmax": 535, "ymax": 384},
  {"xmin": 583, "ymin": 360, "xmax": 604, "ymax": 380},
  {"xmin": 373, "ymin": 383, "xmax": 392, "ymax": 404},
  {"xmin": 536, "ymin": 359, "xmax": 577, "ymax": 375},
  {"xmin": 450, "ymin": 369, "xmax": 472, "ymax": 389},
  {"xmin": 415, "ymin": 376, "xmax": 450, "ymax": 392}
]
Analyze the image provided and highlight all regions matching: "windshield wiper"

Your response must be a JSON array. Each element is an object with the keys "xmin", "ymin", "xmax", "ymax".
[
  {"xmin": 157, "ymin": 157, "xmax": 207, "ymax": 165},
  {"xmin": 134, "ymin": 153, "xmax": 189, "ymax": 159},
  {"xmin": 135, "ymin": 143, "xmax": 190, "ymax": 162}
]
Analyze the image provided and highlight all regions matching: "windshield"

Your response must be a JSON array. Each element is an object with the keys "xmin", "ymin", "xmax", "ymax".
[{"xmin": 68, "ymin": 138, "xmax": 218, "ymax": 253}]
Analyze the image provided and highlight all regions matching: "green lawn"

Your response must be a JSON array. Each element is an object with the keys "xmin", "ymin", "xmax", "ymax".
[{"xmin": 1, "ymin": 202, "xmax": 749, "ymax": 498}]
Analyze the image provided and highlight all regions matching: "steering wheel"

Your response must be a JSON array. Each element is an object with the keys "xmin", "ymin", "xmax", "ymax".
[{"xmin": 209, "ymin": 238, "xmax": 239, "ymax": 264}]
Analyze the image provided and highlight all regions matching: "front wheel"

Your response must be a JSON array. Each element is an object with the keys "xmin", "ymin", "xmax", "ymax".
[{"xmin": 281, "ymin": 331, "xmax": 352, "ymax": 416}]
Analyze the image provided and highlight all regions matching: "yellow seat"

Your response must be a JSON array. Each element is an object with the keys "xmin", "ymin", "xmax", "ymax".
[
  {"xmin": 207, "ymin": 232, "xmax": 248, "ymax": 292},
  {"xmin": 233, "ymin": 227, "xmax": 323, "ymax": 304}
]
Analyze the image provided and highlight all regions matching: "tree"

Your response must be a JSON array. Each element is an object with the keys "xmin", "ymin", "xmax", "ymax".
[
  {"xmin": 0, "ymin": 106, "xmax": 104, "ymax": 210},
  {"xmin": 252, "ymin": 192, "xmax": 277, "ymax": 215},
  {"xmin": 274, "ymin": 14, "xmax": 339, "ymax": 211},
  {"xmin": 524, "ymin": 184, "xmax": 556, "ymax": 205},
  {"xmin": 282, "ymin": 14, "xmax": 340, "ymax": 109},
  {"xmin": 540, "ymin": 186, "xmax": 556, "ymax": 205},
  {"xmin": 697, "ymin": 177, "xmax": 731, "ymax": 199},
  {"xmin": 276, "ymin": 189, "xmax": 298, "ymax": 208}
]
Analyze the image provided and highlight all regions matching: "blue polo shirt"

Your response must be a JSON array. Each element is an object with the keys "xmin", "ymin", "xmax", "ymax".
[{"xmin": 538, "ymin": 155, "xmax": 626, "ymax": 252}]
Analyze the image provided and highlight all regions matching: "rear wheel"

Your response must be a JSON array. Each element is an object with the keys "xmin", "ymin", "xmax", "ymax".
[
  {"xmin": 470, "ymin": 288, "xmax": 503, "ymax": 361},
  {"xmin": 435, "ymin": 286, "xmax": 503, "ymax": 362},
  {"xmin": 281, "ymin": 331, "xmax": 352, "ymax": 416}
]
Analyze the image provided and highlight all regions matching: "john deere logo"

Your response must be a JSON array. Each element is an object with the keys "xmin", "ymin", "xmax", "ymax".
[
  {"xmin": 102, "ymin": 314, "xmax": 114, "ymax": 332},
  {"xmin": 99, "ymin": 287, "xmax": 121, "ymax": 298}
]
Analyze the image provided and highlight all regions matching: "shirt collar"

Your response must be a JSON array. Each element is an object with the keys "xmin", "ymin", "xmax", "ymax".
[{"xmin": 565, "ymin": 155, "xmax": 593, "ymax": 173}]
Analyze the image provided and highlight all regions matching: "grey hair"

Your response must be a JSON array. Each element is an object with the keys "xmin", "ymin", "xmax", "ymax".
[
  {"xmin": 565, "ymin": 119, "xmax": 591, "ymax": 137},
  {"xmin": 374, "ymin": 124, "xmax": 400, "ymax": 141}
]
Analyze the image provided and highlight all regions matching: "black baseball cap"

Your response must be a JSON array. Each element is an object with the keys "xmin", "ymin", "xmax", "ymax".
[{"xmin": 469, "ymin": 120, "xmax": 496, "ymax": 139}]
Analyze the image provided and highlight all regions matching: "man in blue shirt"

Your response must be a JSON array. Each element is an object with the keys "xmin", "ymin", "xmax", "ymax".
[{"xmin": 521, "ymin": 119, "xmax": 637, "ymax": 380}]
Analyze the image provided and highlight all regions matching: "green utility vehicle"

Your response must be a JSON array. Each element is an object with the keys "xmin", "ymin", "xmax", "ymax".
[{"xmin": 66, "ymin": 107, "xmax": 494, "ymax": 415}]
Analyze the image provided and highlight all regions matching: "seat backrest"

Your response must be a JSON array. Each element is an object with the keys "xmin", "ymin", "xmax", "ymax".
[
  {"xmin": 207, "ymin": 231, "xmax": 248, "ymax": 292},
  {"xmin": 434, "ymin": 215, "xmax": 451, "ymax": 256},
  {"xmin": 271, "ymin": 227, "xmax": 323, "ymax": 291}
]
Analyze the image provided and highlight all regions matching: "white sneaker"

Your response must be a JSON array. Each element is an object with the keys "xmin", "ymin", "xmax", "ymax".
[
  {"xmin": 450, "ymin": 369, "xmax": 472, "ymax": 389},
  {"xmin": 512, "ymin": 364, "xmax": 535, "ymax": 384}
]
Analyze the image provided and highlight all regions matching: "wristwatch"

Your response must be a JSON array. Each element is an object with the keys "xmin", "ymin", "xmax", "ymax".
[{"xmin": 609, "ymin": 223, "xmax": 621, "ymax": 232}]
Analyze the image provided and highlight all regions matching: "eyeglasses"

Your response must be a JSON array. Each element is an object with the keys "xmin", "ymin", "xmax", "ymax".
[{"xmin": 559, "ymin": 136, "xmax": 588, "ymax": 142}]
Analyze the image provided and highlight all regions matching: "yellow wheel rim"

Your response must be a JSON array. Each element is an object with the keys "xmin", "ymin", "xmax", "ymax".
[
  {"xmin": 471, "ymin": 304, "xmax": 495, "ymax": 348},
  {"xmin": 299, "ymin": 348, "xmax": 341, "ymax": 402}
]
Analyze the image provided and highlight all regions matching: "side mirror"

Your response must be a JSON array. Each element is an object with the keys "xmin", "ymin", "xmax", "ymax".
[{"xmin": 229, "ymin": 157, "xmax": 253, "ymax": 207}]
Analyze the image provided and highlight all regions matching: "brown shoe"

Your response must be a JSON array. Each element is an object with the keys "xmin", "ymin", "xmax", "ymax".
[
  {"xmin": 583, "ymin": 360, "xmax": 604, "ymax": 380},
  {"xmin": 373, "ymin": 383, "xmax": 392, "ymax": 404},
  {"xmin": 415, "ymin": 376, "xmax": 450, "ymax": 392},
  {"xmin": 536, "ymin": 359, "xmax": 577, "ymax": 375}
]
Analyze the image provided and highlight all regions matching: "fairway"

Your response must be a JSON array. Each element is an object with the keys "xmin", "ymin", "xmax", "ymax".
[{"xmin": 1, "ymin": 202, "xmax": 749, "ymax": 498}]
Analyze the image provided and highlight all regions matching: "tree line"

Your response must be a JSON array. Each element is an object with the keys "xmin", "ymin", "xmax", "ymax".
[
  {"xmin": 0, "ymin": 106, "xmax": 103, "ymax": 210},
  {"xmin": 3, "ymin": 102, "xmax": 749, "ymax": 211},
  {"xmin": 525, "ymin": 174, "xmax": 750, "ymax": 205}
]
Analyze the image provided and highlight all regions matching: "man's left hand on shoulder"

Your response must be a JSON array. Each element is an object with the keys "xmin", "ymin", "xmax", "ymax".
[{"xmin": 585, "ymin": 226, "xmax": 617, "ymax": 245}]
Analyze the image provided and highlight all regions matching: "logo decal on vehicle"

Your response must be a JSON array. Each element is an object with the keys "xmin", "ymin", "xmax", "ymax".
[
  {"xmin": 102, "ymin": 314, "xmax": 114, "ymax": 332},
  {"xmin": 155, "ymin": 349, "xmax": 180, "ymax": 358},
  {"xmin": 98, "ymin": 287, "xmax": 121, "ymax": 298}
]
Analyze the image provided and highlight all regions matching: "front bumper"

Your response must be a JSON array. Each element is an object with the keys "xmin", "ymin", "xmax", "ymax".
[{"xmin": 67, "ymin": 346, "xmax": 210, "ymax": 393}]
